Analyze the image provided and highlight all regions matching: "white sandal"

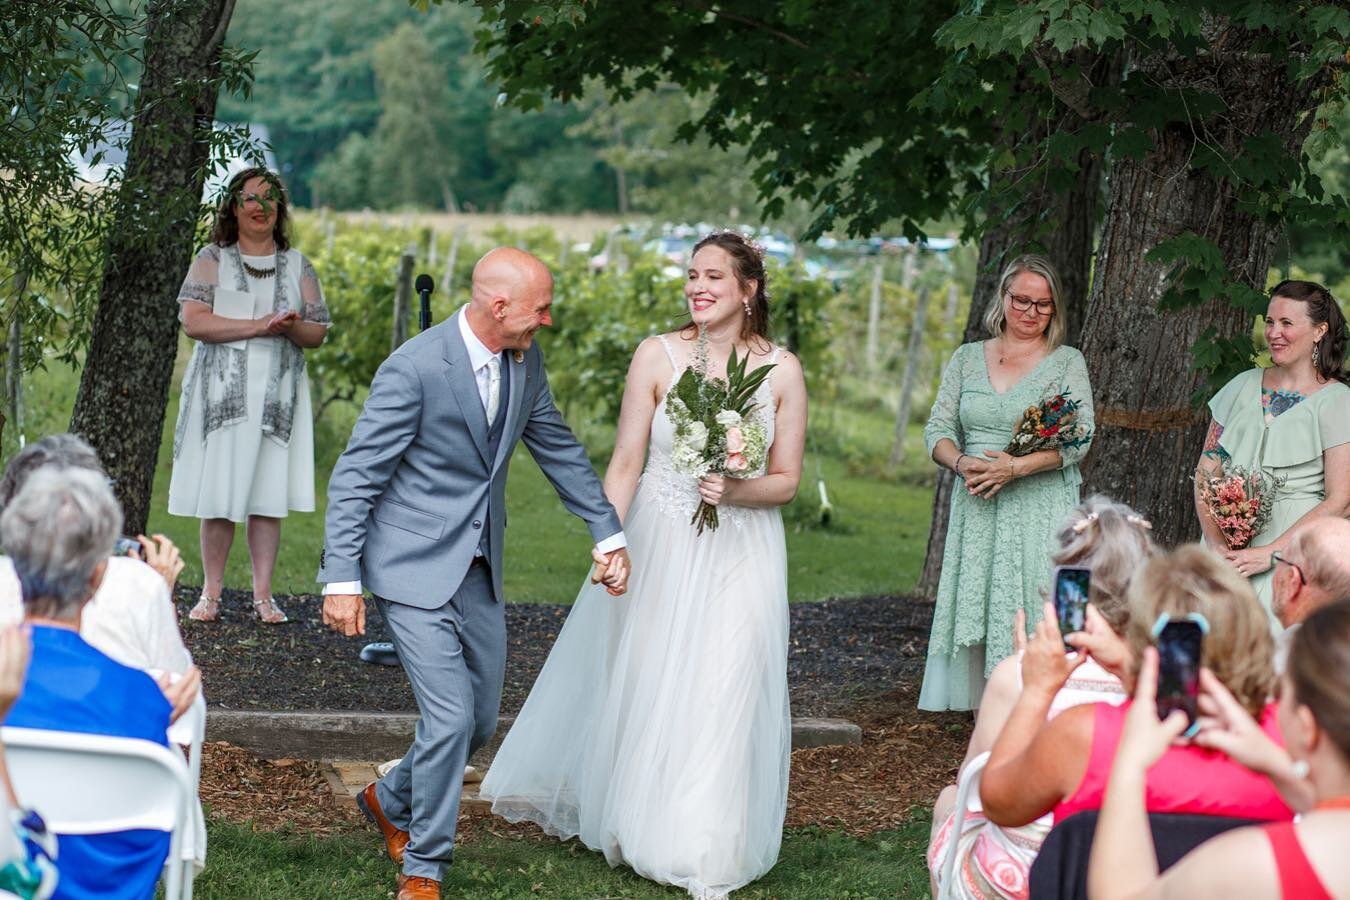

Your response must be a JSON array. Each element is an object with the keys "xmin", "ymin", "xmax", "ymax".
[{"xmin": 251, "ymin": 596, "xmax": 288, "ymax": 624}]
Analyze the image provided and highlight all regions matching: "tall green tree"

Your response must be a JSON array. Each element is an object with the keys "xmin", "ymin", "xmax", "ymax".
[
  {"xmin": 69, "ymin": 0, "xmax": 254, "ymax": 533},
  {"xmin": 468, "ymin": 1, "xmax": 1348, "ymax": 554},
  {"xmin": 370, "ymin": 22, "xmax": 458, "ymax": 209},
  {"xmin": 0, "ymin": 2, "xmax": 138, "ymax": 379}
]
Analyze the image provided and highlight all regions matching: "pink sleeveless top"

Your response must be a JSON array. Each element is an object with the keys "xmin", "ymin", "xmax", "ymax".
[{"xmin": 1053, "ymin": 700, "xmax": 1294, "ymax": 823}]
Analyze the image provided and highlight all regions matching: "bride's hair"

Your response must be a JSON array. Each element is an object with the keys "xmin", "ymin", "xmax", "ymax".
[{"xmin": 682, "ymin": 231, "xmax": 772, "ymax": 347}]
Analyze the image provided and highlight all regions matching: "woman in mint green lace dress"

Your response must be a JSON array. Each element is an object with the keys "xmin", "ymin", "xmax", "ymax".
[
  {"xmin": 1196, "ymin": 280, "xmax": 1350, "ymax": 619},
  {"xmin": 919, "ymin": 256, "xmax": 1094, "ymax": 711}
]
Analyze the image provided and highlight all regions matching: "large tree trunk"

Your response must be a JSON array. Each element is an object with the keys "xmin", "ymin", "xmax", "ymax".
[
  {"xmin": 914, "ymin": 137, "xmax": 1103, "ymax": 597},
  {"xmin": 1079, "ymin": 41, "xmax": 1321, "ymax": 546},
  {"xmin": 69, "ymin": 0, "xmax": 236, "ymax": 534}
]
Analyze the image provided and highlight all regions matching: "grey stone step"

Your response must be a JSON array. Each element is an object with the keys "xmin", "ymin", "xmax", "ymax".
[{"xmin": 209, "ymin": 710, "xmax": 861, "ymax": 763}]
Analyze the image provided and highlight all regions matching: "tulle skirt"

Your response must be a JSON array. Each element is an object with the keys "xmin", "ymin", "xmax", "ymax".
[{"xmin": 481, "ymin": 477, "xmax": 791, "ymax": 897}]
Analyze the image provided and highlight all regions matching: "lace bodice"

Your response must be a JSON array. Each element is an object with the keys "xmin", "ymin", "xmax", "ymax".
[{"xmin": 639, "ymin": 335, "xmax": 779, "ymax": 529}]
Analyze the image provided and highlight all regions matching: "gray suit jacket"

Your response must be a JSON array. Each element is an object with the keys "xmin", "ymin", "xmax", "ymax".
[{"xmin": 317, "ymin": 309, "xmax": 621, "ymax": 607}]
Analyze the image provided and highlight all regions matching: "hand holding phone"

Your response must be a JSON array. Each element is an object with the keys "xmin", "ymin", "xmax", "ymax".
[
  {"xmin": 112, "ymin": 536, "xmax": 143, "ymax": 559},
  {"xmin": 1053, "ymin": 566, "xmax": 1092, "ymax": 650},
  {"xmin": 1154, "ymin": 618, "xmax": 1206, "ymax": 732}
]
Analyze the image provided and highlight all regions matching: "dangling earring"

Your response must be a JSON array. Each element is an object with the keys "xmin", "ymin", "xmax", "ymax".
[
  {"xmin": 1312, "ymin": 345, "xmax": 1321, "ymax": 368},
  {"xmin": 741, "ymin": 297, "xmax": 752, "ymax": 317}
]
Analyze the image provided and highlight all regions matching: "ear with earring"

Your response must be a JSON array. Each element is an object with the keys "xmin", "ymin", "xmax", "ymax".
[{"xmin": 741, "ymin": 298, "xmax": 752, "ymax": 316}]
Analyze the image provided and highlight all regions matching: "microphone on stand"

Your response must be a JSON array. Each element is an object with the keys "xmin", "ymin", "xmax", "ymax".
[
  {"xmin": 360, "ymin": 273, "xmax": 438, "ymax": 669},
  {"xmin": 415, "ymin": 273, "xmax": 434, "ymax": 331}
]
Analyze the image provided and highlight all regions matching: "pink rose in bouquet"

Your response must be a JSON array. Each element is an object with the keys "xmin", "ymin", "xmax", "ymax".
[
  {"xmin": 725, "ymin": 426, "xmax": 746, "ymax": 455},
  {"xmin": 725, "ymin": 452, "xmax": 748, "ymax": 473}
]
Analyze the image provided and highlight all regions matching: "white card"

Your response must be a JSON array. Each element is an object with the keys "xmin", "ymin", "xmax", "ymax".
[{"xmin": 213, "ymin": 287, "xmax": 255, "ymax": 351}]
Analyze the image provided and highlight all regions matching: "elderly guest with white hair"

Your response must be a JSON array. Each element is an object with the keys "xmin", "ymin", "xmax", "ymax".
[
  {"xmin": 0, "ymin": 434, "xmax": 199, "ymax": 719},
  {"xmin": 2, "ymin": 468, "xmax": 176, "ymax": 900}
]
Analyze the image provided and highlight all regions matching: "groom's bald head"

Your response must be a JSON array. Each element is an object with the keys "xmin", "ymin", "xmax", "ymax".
[{"xmin": 466, "ymin": 247, "xmax": 554, "ymax": 353}]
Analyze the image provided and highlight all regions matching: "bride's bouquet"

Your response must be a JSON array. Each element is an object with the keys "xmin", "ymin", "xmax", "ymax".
[
  {"xmin": 1005, "ymin": 389, "xmax": 1093, "ymax": 457},
  {"xmin": 667, "ymin": 332, "xmax": 774, "ymax": 534},
  {"xmin": 1193, "ymin": 464, "xmax": 1280, "ymax": 550}
]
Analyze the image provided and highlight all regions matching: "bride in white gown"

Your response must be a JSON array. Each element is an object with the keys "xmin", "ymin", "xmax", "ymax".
[{"xmin": 481, "ymin": 232, "xmax": 808, "ymax": 898}]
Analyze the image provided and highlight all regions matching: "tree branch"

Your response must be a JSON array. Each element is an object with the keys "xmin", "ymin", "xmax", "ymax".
[
  {"xmin": 203, "ymin": 0, "xmax": 237, "ymax": 58},
  {"xmin": 680, "ymin": 2, "xmax": 809, "ymax": 50}
]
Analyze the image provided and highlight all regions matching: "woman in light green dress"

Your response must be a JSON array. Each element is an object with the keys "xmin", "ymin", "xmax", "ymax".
[
  {"xmin": 1197, "ymin": 280, "xmax": 1350, "ymax": 618},
  {"xmin": 919, "ymin": 255, "xmax": 1094, "ymax": 711}
]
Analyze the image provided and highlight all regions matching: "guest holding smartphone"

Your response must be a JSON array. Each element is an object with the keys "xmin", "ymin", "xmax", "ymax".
[{"xmin": 976, "ymin": 547, "xmax": 1291, "ymax": 878}]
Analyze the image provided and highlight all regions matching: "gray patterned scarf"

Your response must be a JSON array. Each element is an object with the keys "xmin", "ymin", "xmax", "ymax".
[{"xmin": 173, "ymin": 245, "xmax": 306, "ymax": 457}]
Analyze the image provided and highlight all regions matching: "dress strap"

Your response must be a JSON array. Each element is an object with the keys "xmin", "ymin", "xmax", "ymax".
[
  {"xmin": 1263, "ymin": 822, "xmax": 1334, "ymax": 900},
  {"xmin": 656, "ymin": 334, "xmax": 682, "ymax": 391},
  {"xmin": 656, "ymin": 334, "xmax": 678, "ymax": 367}
]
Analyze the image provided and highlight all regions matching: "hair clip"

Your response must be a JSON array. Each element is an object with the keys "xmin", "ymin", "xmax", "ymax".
[
  {"xmin": 1126, "ymin": 514, "xmax": 1153, "ymax": 530},
  {"xmin": 1150, "ymin": 611, "xmax": 1211, "ymax": 639},
  {"xmin": 1072, "ymin": 511, "xmax": 1099, "ymax": 533}
]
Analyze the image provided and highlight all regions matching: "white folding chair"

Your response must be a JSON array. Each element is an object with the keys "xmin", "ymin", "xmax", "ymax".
[
  {"xmin": 1, "ymin": 726, "xmax": 192, "ymax": 900},
  {"xmin": 166, "ymin": 693, "xmax": 206, "ymax": 899},
  {"xmin": 937, "ymin": 750, "xmax": 990, "ymax": 900}
]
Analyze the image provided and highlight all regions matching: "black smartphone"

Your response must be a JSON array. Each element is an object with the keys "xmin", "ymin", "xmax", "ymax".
[
  {"xmin": 1053, "ymin": 566, "xmax": 1091, "ymax": 649},
  {"xmin": 1156, "ymin": 621, "xmax": 1204, "ymax": 728},
  {"xmin": 112, "ymin": 536, "xmax": 142, "ymax": 558}
]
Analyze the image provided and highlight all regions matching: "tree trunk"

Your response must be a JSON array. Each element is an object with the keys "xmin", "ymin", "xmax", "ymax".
[
  {"xmin": 914, "ymin": 119, "xmax": 1103, "ymax": 598},
  {"xmin": 69, "ymin": 0, "xmax": 237, "ymax": 534},
  {"xmin": 1079, "ymin": 44, "xmax": 1321, "ymax": 547}
]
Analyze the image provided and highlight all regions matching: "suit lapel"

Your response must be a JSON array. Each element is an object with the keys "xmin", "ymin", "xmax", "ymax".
[
  {"xmin": 442, "ymin": 309, "xmax": 491, "ymax": 466},
  {"xmin": 491, "ymin": 349, "xmax": 527, "ymax": 475}
]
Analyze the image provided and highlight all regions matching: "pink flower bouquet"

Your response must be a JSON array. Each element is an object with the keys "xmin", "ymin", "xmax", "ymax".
[{"xmin": 1193, "ymin": 464, "xmax": 1280, "ymax": 550}]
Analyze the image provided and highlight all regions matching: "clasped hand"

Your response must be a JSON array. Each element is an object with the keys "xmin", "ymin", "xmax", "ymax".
[
  {"xmin": 1222, "ymin": 546, "xmax": 1271, "ymax": 578},
  {"xmin": 258, "ymin": 309, "xmax": 300, "ymax": 336},
  {"xmin": 590, "ymin": 547, "xmax": 632, "ymax": 596},
  {"xmin": 964, "ymin": 450, "xmax": 1016, "ymax": 498}
]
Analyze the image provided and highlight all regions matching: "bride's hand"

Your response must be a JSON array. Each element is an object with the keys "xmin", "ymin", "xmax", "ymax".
[{"xmin": 698, "ymin": 474, "xmax": 727, "ymax": 507}]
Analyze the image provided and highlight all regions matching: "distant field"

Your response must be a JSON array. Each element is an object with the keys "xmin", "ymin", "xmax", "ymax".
[{"xmin": 330, "ymin": 210, "xmax": 626, "ymax": 243}]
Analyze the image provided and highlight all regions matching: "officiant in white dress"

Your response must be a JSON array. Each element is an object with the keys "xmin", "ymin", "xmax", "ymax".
[
  {"xmin": 481, "ymin": 231, "xmax": 808, "ymax": 899},
  {"xmin": 168, "ymin": 168, "xmax": 329, "ymax": 624}
]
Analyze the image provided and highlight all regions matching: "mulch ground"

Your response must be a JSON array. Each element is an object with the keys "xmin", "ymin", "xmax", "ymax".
[
  {"xmin": 178, "ymin": 589, "xmax": 935, "ymax": 720},
  {"xmin": 198, "ymin": 681, "xmax": 971, "ymax": 842},
  {"xmin": 189, "ymin": 590, "xmax": 971, "ymax": 841}
]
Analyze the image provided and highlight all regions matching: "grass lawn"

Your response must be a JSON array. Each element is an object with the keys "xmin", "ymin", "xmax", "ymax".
[
  {"xmin": 193, "ymin": 815, "xmax": 935, "ymax": 899},
  {"xmin": 9, "ymin": 344, "xmax": 937, "ymax": 602}
]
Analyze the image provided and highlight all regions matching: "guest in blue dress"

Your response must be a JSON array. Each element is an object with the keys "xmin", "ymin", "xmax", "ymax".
[{"xmin": 0, "ymin": 467, "xmax": 172, "ymax": 900}]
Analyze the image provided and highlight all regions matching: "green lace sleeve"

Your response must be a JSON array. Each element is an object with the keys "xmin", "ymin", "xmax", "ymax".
[{"xmin": 925, "ymin": 344, "xmax": 968, "ymax": 457}]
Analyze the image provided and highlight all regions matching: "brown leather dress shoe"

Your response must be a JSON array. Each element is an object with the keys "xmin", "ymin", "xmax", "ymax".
[
  {"xmin": 356, "ymin": 781, "xmax": 409, "ymax": 865},
  {"xmin": 396, "ymin": 874, "xmax": 440, "ymax": 899}
]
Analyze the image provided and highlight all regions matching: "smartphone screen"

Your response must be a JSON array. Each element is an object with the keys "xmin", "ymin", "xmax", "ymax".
[
  {"xmin": 112, "ymin": 536, "xmax": 142, "ymax": 558},
  {"xmin": 1053, "ymin": 566, "xmax": 1091, "ymax": 648},
  {"xmin": 1156, "ymin": 621, "xmax": 1204, "ymax": 726}
]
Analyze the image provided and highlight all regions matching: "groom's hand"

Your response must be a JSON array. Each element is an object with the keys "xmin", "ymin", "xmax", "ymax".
[
  {"xmin": 590, "ymin": 547, "xmax": 631, "ymax": 596},
  {"xmin": 323, "ymin": 593, "xmax": 366, "ymax": 637}
]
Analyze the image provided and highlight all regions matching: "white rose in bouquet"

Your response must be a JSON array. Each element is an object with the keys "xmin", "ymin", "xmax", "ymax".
[
  {"xmin": 685, "ymin": 420, "xmax": 709, "ymax": 452},
  {"xmin": 715, "ymin": 409, "xmax": 742, "ymax": 427}
]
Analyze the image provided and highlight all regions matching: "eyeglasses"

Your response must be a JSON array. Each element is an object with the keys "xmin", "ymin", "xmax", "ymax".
[
  {"xmin": 1005, "ymin": 292, "xmax": 1055, "ymax": 316},
  {"xmin": 1271, "ymin": 550, "xmax": 1304, "ymax": 585}
]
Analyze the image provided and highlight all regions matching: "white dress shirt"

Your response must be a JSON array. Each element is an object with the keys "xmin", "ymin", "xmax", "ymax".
[{"xmin": 324, "ymin": 308, "xmax": 623, "ymax": 596}]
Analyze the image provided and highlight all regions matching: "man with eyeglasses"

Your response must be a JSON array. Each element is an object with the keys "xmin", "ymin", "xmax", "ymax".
[{"xmin": 1270, "ymin": 517, "xmax": 1350, "ymax": 670}]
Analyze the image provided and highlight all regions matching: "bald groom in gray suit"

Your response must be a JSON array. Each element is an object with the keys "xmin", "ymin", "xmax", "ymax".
[{"xmin": 318, "ymin": 248, "xmax": 631, "ymax": 900}]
